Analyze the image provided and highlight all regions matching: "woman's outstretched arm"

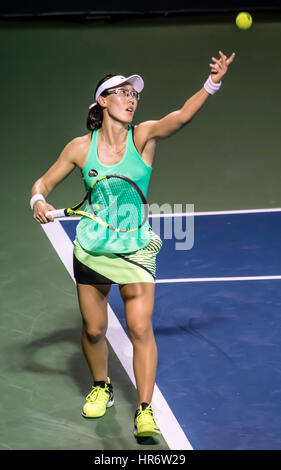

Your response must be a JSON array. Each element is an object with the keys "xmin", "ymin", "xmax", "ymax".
[{"xmin": 140, "ymin": 51, "xmax": 235, "ymax": 141}]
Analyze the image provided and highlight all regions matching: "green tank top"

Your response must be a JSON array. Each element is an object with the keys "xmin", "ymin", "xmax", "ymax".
[{"xmin": 76, "ymin": 125, "xmax": 152, "ymax": 254}]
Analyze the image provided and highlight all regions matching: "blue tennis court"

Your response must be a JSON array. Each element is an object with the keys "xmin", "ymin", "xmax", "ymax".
[{"xmin": 48, "ymin": 209, "xmax": 281, "ymax": 450}]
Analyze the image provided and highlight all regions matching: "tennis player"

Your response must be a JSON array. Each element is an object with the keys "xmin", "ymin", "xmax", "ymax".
[{"xmin": 31, "ymin": 50, "xmax": 235, "ymax": 438}]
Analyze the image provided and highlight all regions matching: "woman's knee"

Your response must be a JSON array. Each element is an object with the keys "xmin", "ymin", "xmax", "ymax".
[
  {"xmin": 127, "ymin": 320, "xmax": 153, "ymax": 342},
  {"xmin": 82, "ymin": 321, "xmax": 107, "ymax": 343}
]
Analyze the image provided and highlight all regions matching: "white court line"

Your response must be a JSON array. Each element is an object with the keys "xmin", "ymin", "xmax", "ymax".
[
  {"xmin": 42, "ymin": 220, "xmax": 75, "ymax": 281},
  {"xmin": 63, "ymin": 207, "xmax": 281, "ymax": 219},
  {"xmin": 192, "ymin": 207, "xmax": 281, "ymax": 216},
  {"xmin": 42, "ymin": 220, "xmax": 193, "ymax": 451},
  {"xmin": 156, "ymin": 275, "xmax": 281, "ymax": 283},
  {"xmin": 150, "ymin": 207, "xmax": 281, "ymax": 217}
]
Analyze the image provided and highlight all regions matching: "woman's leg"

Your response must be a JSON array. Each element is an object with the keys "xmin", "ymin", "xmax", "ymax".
[
  {"xmin": 76, "ymin": 283, "xmax": 111, "ymax": 382},
  {"xmin": 119, "ymin": 282, "xmax": 157, "ymax": 406}
]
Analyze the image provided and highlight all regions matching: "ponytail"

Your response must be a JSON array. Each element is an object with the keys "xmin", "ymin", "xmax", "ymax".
[{"xmin": 86, "ymin": 103, "xmax": 103, "ymax": 131}]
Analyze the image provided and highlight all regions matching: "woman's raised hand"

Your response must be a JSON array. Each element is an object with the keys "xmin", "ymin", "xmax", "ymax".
[{"xmin": 209, "ymin": 51, "xmax": 236, "ymax": 83}]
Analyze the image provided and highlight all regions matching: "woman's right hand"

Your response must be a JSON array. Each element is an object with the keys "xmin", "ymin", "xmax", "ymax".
[{"xmin": 33, "ymin": 200, "xmax": 56, "ymax": 224}]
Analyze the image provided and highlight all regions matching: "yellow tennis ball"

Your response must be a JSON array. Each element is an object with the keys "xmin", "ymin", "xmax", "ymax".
[{"xmin": 236, "ymin": 12, "xmax": 253, "ymax": 30}]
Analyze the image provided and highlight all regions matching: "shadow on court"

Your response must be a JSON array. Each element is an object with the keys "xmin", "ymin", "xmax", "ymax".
[
  {"xmin": 20, "ymin": 319, "xmax": 165, "ymax": 448},
  {"xmin": 22, "ymin": 326, "xmax": 90, "ymax": 396}
]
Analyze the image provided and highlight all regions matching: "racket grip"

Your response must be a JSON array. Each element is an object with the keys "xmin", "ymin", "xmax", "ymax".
[{"xmin": 45, "ymin": 209, "xmax": 67, "ymax": 219}]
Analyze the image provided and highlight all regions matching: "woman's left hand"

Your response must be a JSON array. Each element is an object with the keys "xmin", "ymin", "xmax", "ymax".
[{"xmin": 209, "ymin": 51, "xmax": 236, "ymax": 83}]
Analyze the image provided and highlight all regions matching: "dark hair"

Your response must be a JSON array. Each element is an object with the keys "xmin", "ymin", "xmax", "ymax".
[{"xmin": 86, "ymin": 73, "xmax": 121, "ymax": 131}]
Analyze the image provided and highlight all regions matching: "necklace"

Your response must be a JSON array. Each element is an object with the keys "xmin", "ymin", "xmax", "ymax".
[{"xmin": 99, "ymin": 130, "xmax": 127, "ymax": 155}]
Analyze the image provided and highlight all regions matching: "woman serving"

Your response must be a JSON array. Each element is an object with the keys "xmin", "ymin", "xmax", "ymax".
[{"xmin": 31, "ymin": 50, "xmax": 235, "ymax": 438}]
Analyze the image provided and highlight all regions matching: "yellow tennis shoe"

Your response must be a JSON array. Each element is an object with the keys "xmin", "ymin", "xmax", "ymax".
[
  {"xmin": 82, "ymin": 378, "xmax": 114, "ymax": 418},
  {"xmin": 134, "ymin": 402, "xmax": 161, "ymax": 437}
]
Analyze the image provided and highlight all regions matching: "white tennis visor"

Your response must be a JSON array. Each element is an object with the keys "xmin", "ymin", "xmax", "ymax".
[{"xmin": 89, "ymin": 74, "xmax": 144, "ymax": 109}]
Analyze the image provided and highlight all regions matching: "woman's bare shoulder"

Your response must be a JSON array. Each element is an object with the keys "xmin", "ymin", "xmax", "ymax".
[
  {"xmin": 63, "ymin": 133, "xmax": 92, "ymax": 166},
  {"xmin": 68, "ymin": 133, "xmax": 92, "ymax": 151}
]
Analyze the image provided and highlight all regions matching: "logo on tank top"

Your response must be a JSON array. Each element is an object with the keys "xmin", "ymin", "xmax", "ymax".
[{"xmin": 88, "ymin": 169, "xmax": 98, "ymax": 177}]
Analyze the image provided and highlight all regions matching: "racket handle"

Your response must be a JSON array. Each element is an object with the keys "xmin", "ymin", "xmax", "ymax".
[{"xmin": 46, "ymin": 208, "xmax": 67, "ymax": 219}]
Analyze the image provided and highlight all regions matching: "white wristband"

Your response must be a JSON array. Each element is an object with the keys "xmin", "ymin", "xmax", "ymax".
[
  {"xmin": 204, "ymin": 75, "xmax": 222, "ymax": 95},
  {"xmin": 30, "ymin": 194, "xmax": 46, "ymax": 210}
]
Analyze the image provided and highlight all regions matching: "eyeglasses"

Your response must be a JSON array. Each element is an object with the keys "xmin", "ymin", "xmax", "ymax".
[{"xmin": 105, "ymin": 88, "xmax": 140, "ymax": 101}]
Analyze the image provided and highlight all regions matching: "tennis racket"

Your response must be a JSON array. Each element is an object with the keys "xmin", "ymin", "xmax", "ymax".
[{"xmin": 45, "ymin": 174, "xmax": 149, "ymax": 233}]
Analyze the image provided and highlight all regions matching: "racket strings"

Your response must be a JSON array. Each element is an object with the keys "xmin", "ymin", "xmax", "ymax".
[{"xmin": 88, "ymin": 177, "xmax": 146, "ymax": 230}]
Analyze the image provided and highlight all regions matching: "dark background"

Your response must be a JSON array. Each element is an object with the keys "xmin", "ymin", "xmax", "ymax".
[{"xmin": 0, "ymin": 1, "xmax": 280, "ymax": 17}]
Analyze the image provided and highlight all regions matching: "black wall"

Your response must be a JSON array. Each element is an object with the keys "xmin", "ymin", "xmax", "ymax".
[{"xmin": 1, "ymin": 1, "xmax": 280, "ymax": 17}]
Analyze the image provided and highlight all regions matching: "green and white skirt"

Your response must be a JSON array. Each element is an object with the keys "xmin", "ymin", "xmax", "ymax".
[{"xmin": 73, "ymin": 229, "xmax": 162, "ymax": 285}]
